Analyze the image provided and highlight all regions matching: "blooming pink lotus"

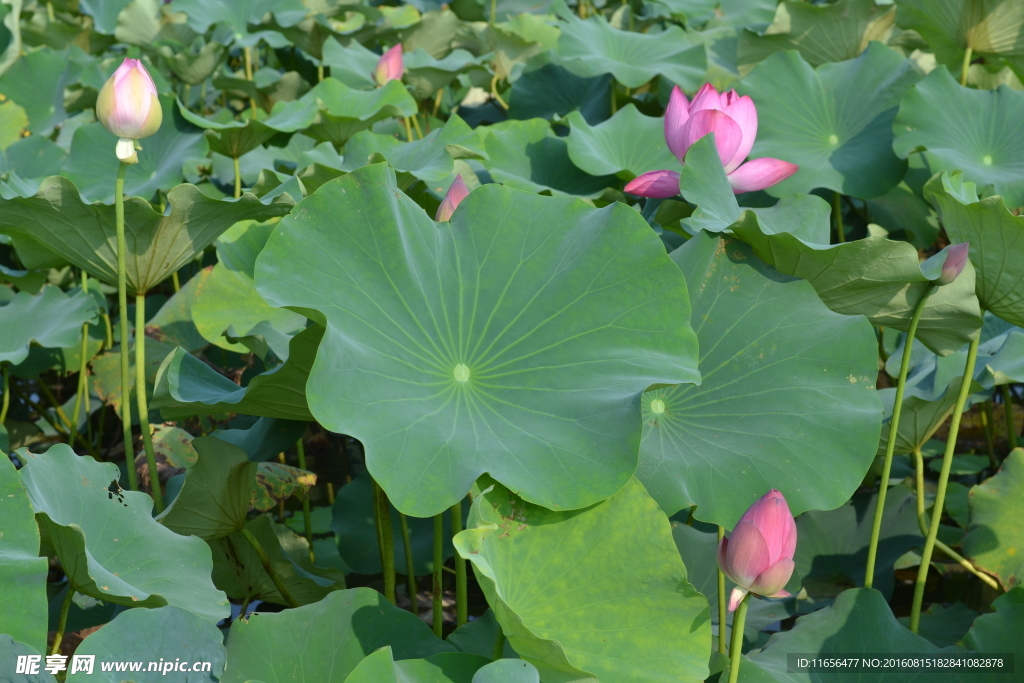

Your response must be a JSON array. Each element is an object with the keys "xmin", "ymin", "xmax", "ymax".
[
  {"xmin": 96, "ymin": 58, "xmax": 163, "ymax": 164},
  {"xmin": 374, "ymin": 44, "xmax": 404, "ymax": 86},
  {"xmin": 717, "ymin": 489, "xmax": 797, "ymax": 612},
  {"xmin": 435, "ymin": 175, "xmax": 470, "ymax": 222},
  {"xmin": 624, "ymin": 84, "xmax": 799, "ymax": 198}
]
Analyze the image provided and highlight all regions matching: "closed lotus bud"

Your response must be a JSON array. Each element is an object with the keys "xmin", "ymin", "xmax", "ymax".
[
  {"xmin": 435, "ymin": 175, "xmax": 469, "ymax": 222},
  {"xmin": 374, "ymin": 44, "xmax": 404, "ymax": 86},
  {"xmin": 96, "ymin": 58, "xmax": 163, "ymax": 164},
  {"xmin": 937, "ymin": 243, "xmax": 969, "ymax": 286},
  {"xmin": 717, "ymin": 489, "xmax": 797, "ymax": 611}
]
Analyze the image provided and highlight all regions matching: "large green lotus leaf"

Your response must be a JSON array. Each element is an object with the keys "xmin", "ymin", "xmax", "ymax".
[
  {"xmin": 17, "ymin": 444, "xmax": 230, "ymax": 623},
  {"xmin": 0, "ymin": 637, "xmax": 54, "ymax": 683},
  {"xmin": 564, "ymin": 104, "xmax": 677, "ymax": 179},
  {"xmin": 472, "ymin": 660, "xmax": 540, "ymax": 683},
  {"xmin": 77, "ymin": 0, "xmax": 133, "ymax": 34},
  {"xmin": 963, "ymin": 448, "xmax": 1024, "ymax": 590},
  {"xmin": 330, "ymin": 470, "xmax": 457, "ymax": 576},
  {"xmin": 0, "ymin": 452, "xmax": 48, "ymax": 653},
  {"xmin": 736, "ymin": 44, "xmax": 920, "ymax": 199},
  {"xmin": 737, "ymin": 0, "xmax": 896, "ymax": 74},
  {"xmin": 0, "ymin": 47, "xmax": 83, "ymax": 133},
  {"xmin": 151, "ymin": 324, "xmax": 320, "ymax": 421},
  {"xmin": 894, "ymin": 67, "xmax": 1024, "ymax": 207},
  {"xmin": 727, "ymin": 211, "xmax": 983, "ymax": 356},
  {"xmin": 62, "ymin": 96, "xmax": 209, "ymax": 204},
  {"xmin": 925, "ymin": 171, "xmax": 1024, "ymax": 327},
  {"xmin": 91, "ymin": 336, "xmax": 176, "ymax": 417},
  {"xmin": 867, "ymin": 181, "xmax": 940, "ymax": 249},
  {"xmin": 0, "ymin": 100, "xmax": 28, "ymax": 151},
  {"xmin": 192, "ymin": 219, "xmax": 307, "ymax": 352},
  {"xmin": 222, "ymin": 587, "xmax": 453, "ymax": 683},
  {"xmin": 740, "ymin": 588, "xmax": 955, "ymax": 682},
  {"xmin": 145, "ymin": 267, "xmax": 211, "ymax": 353},
  {"xmin": 2, "ymin": 136, "xmax": 66, "ymax": 190},
  {"xmin": 0, "ymin": 286, "xmax": 98, "ymax": 365},
  {"xmin": 255, "ymin": 163, "xmax": 699, "ymax": 517},
  {"xmin": 178, "ymin": 100, "xmax": 319, "ymax": 160},
  {"xmin": 895, "ymin": 602, "xmax": 982, "ymax": 649},
  {"xmin": 404, "ymin": 48, "xmax": 486, "ymax": 100},
  {"xmin": 210, "ymin": 514, "xmax": 345, "ymax": 607},
  {"xmin": 320, "ymin": 36, "xmax": 379, "ymax": 89},
  {"xmin": 507, "ymin": 61, "xmax": 610, "ymax": 126},
  {"xmin": 876, "ymin": 382, "xmax": 962, "ymax": 457},
  {"xmin": 793, "ymin": 488, "xmax": 921, "ymax": 600},
  {"xmin": 0, "ymin": 177, "xmax": 291, "ymax": 295},
  {"xmin": 341, "ymin": 115, "xmax": 487, "ymax": 184},
  {"xmin": 638, "ymin": 233, "xmax": 881, "ymax": 526},
  {"xmin": 896, "ymin": 0, "xmax": 1024, "ymax": 77},
  {"xmin": 345, "ymin": 647, "xmax": 491, "ymax": 683},
  {"xmin": 481, "ymin": 119, "xmax": 616, "ymax": 198},
  {"xmin": 959, "ymin": 587, "xmax": 1024, "ymax": 662},
  {"xmin": 170, "ymin": 0, "xmax": 305, "ymax": 36},
  {"xmin": 455, "ymin": 477, "xmax": 710, "ymax": 683},
  {"xmin": 66, "ymin": 606, "xmax": 225, "ymax": 683},
  {"xmin": 156, "ymin": 436, "xmax": 257, "ymax": 541},
  {"xmin": 300, "ymin": 79, "xmax": 418, "ymax": 146},
  {"xmin": 557, "ymin": 15, "xmax": 706, "ymax": 89},
  {"xmin": 445, "ymin": 610, "xmax": 517, "ymax": 659},
  {"xmin": 212, "ymin": 416, "xmax": 308, "ymax": 463}
]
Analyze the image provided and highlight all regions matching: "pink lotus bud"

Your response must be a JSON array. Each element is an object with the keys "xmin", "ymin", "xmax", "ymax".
[
  {"xmin": 374, "ymin": 44, "xmax": 404, "ymax": 86},
  {"xmin": 435, "ymin": 175, "xmax": 469, "ymax": 222},
  {"xmin": 96, "ymin": 58, "xmax": 162, "ymax": 164},
  {"xmin": 937, "ymin": 243, "xmax": 969, "ymax": 286},
  {"xmin": 717, "ymin": 489, "xmax": 797, "ymax": 611}
]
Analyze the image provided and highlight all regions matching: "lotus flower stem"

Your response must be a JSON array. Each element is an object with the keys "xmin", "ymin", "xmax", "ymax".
[
  {"xmin": 833, "ymin": 192, "xmax": 845, "ymax": 243},
  {"xmin": 910, "ymin": 335, "xmax": 980, "ymax": 631},
  {"xmin": 717, "ymin": 525, "xmax": 728, "ymax": 654},
  {"xmin": 373, "ymin": 479, "xmax": 397, "ymax": 604},
  {"xmin": 402, "ymin": 117, "xmax": 414, "ymax": 142},
  {"xmin": 451, "ymin": 499, "xmax": 468, "ymax": 626},
  {"xmin": 233, "ymin": 157, "xmax": 242, "ymax": 199},
  {"xmin": 171, "ymin": 270, "xmax": 180, "ymax": 293},
  {"xmin": 960, "ymin": 47, "xmax": 973, "ymax": 87},
  {"xmin": 243, "ymin": 46, "xmax": 258, "ymax": 118},
  {"xmin": 317, "ymin": 63, "xmax": 324, "ymax": 83},
  {"xmin": 490, "ymin": 0, "xmax": 497, "ymax": 25},
  {"xmin": 69, "ymin": 270, "xmax": 90, "ymax": 448},
  {"xmin": 911, "ymin": 447, "xmax": 999, "ymax": 590},
  {"xmin": 135, "ymin": 293, "xmax": 161, "ymax": 512},
  {"xmin": 432, "ymin": 512, "xmax": 444, "ymax": 636},
  {"xmin": 981, "ymin": 400, "xmax": 996, "ymax": 467},
  {"xmin": 0, "ymin": 364, "xmax": 9, "ymax": 426},
  {"xmin": 36, "ymin": 382, "xmax": 72, "ymax": 431},
  {"xmin": 239, "ymin": 525, "xmax": 299, "ymax": 608},
  {"xmin": 49, "ymin": 585, "xmax": 74, "ymax": 656},
  {"xmin": 1001, "ymin": 384, "xmax": 1017, "ymax": 450},
  {"xmin": 490, "ymin": 75, "xmax": 509, "ymax": 111},
  {"xmin": 865, "ymin": 283, "xmax": 934, "ymax": 588},
  {"xmin": 433, "ymin": 90, "xmax": 444, "ymax": 118},
  {"xmin": 102, "ymin": 312, "xmax": 113, "ymax": 350},
  {"xmin": 295, "ymin": 437, "xmax": 314, "ymax": 563},
  {"xmin": 114, "ymin": 162, "xmax": 138, "ymax": 492},
  {"xmin": 410, "ymin": 114, "xmax": 424, "ymax": 140},
  {"xmin": 398, "ymin": 512, "xmax": 417, "ymax": 611},
  {"xmin": 492, "ymin": 625, "xmax": 506, "ymax": 661},
  {"xmin": 726, "ymin": 591, "xmax": 749, "ymax": 683}
]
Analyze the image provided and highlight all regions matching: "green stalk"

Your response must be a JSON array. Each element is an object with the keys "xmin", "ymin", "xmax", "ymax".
[
  {"xmin": 865, "ymin": 283, "xmax": 933, "ymax": 587},
  {"xmin": 910, "ymin": 335, "xmax": 980, "ymax": 631},
  {"xmin": 1001, "ymin": 384, "xmax": 1017, "ymax": 450},
  {"xmin": 37, "ymin": 382, "xmax": 72, "ymax": 431},
  {"xmin": 981, "ymin": 399, "xmax": 997, "ymax": 468},
  {"xmin": 295, "ymin": 437, "xmax": 314, "ymax": 563},
  {"xmin": 135, "ymin": 293, "xmax": 160, "ymax": 512},
  {"xmin": 717, "ymin": 525, "xmax": 727, "ymax": 655},
  {"xmin": 490, "ymin": 0, "xmax": 497, "ymax": 24},
  {"xmin": 960, "ymin": 46, "xmax": 973, "ymax": 87},
  {"xmin": 726, "ymin": 592, "xmax": 749, "ymax": 683},
  {"xmin": 50, "ymin": 585, "xmax": 74, "ymax": 656},
  {"xmin": 233, "ymin": 156, "xmax": 242, "ymax": 199},
  {"xmin": 399, "ymin": 512, "xmax": 417, "ymax": 611},
  {"xmin": 451, "ymin": 500, "xmax": 467, "ymax": 626},
  {"xmin": 114, "ymin": 162, "xmax": 137, "ymax": 492},
  {"xmin": 373, "ymin": 480, "xmax": 396, "ymax": 604},
  {"xmin": 171, "ymin": 270, "xmax": 180, "ymax": 293},
  {"xmin": 911, "ymin": 447, "xmax": 999, "ymax": 590},
  {"xmin": 1, "ymin": 364, "xmax": 9, "ymax": 426},
  {"xmin": 240, "ymin": 525, "xmax": 298, "ymax": 608},
  {"xmin": 492, "ymin": 625, "xmax": 506, "ymax": 661},
  {"xmin": 833, "ymin": 191, "xmax": 845, "ymax": 243},
  {"xmin": 69, "ymin": 271, "xmax": 90, "ymax": 448},
  {"xmin": 102, "ymin": 313, "xmax": 113, "ymax": 350},
  {"xmin": 432, "ymin": 513, "xmax": 444, "ymax": 637}
]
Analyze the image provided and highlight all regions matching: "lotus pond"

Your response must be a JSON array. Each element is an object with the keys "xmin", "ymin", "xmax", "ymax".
[{"xmin": 0, "ymin": 0, "xmax": 1023, "ymax": 681}]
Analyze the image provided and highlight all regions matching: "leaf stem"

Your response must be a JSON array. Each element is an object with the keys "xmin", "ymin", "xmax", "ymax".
[
  {"xmin": 433, "ymin": 512, "xmax": 444, "ymax": 637},
  {"xmin": 0, "ymin": 364, "xmax": 9, "ymax": 426},
  {"xmin": 171, "ymin": 271, "xmax": 180, "ymax": 293},
  {"xmin": 451, "ymin": 499, "xmax": 467, "ymax": 626},
  {"xmin": 114, "ymin": 161, "xmax": 137, "ymax": 492},
  {"xmin": 50, "ymin": 585, "xmax": 74, "ymax": 656},
  {"xmin": 373, "ymin": 479, "xmax": 396, "ymax": 604},
  {"xmin": 490, "ymin": 0, "xmax": 497, "ymax": 25},
  {"xmin": 244, "ymin": 46, "xmax": 258, "ymax": 119},
  {"xmin": 960, "ymin": 46, "xmax": 973, "ymax": 87},
  {"xmin": 410, "ymin": 114, "xmax": 424, "ymax": 140},
  {"xmin": 399, "ymin": 512, "xmax": 417, "ymax": 611},
  {"xmin": 490, "ymin": 75, "xmax": 509, "ymax": 111},
  {"xmin": 135, "ymin": 293, "xmax": 161, "ymax": 513},
  {"xmin": 492, "ymin": 624, "xmax": 506, "ymax": 661},
  {"xmin": 717, "ymin": 525, "xmax": 727, "ymax": 654},
  {"xmin": 1001, "ymin": 384, "xmax": 1017, "ymax": 450},
  {"xmin": 981, "ymin": 399, "xmax": 996, "ymax": 467},
  {"xmin": 403, "ymin": 117, "xmax": 415, "ymax": 142},
  {"xmin": 295, "ymin": 437, "xmax": 314, "ymax": 563},
  {"xmin": 833, "ymin": 191, "xmax": 845, "ymax": 243},
  {"xmin": 910, "ymin": 335, "xmax": 980, "ymax": 631},
  {"xmin": 239, "ymin": 525, "xmax": 299, "ymax": 608},
  {"xmin": 865, "ymin": 283, "xmax": 933, "ymax": 587},
  {"xmin": 727, "ymin": 592, "xmax": 749, "ymax": 683},
  {"xmin": 233, "ymin": 156, "xmax": 242, "ymax": 199},
  {"xmin": 69, "ymin": 271, "xmax": 90, "ymax": 447}
]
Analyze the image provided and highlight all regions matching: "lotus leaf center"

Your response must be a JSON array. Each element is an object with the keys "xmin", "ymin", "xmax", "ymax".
[
  {"xmin": 983, "ymin": 155, "xmax": 993, "ymax": 166},
  {"xmin": 650, "ymin": 399, "xmax": 666, "ymax": 414},
  {"xmin": 454, "ymin": 363, "xmax": 471, "ymax": 383},
  {"xmin": 828, "ymin": 134, "xmax": 839, "ymax": 145}
]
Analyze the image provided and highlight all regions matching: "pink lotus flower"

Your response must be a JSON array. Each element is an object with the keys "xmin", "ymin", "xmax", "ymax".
[
  {"xmin": 374, "ymin": 44, "xmax": 404, "ymax": 86},
  {"xmin": 624, "ymin": 84, "xmax": 798, "ymax": 198},
  {"xmin": 937, "ymin": 243, "xmax": 969, "ymax": 286},
  {"xmin": 717, "ymin": 489, "xmax": 797, "ymax": 612},
  {"xmin": 96, "ymin": 58, "xmax": 163, "ymax": 164},
  {"xmin": 435, "ymin": 175, "xmax": 469, "ymax": 222}
]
